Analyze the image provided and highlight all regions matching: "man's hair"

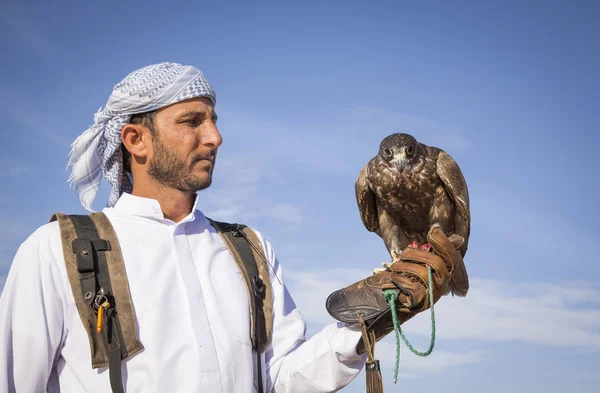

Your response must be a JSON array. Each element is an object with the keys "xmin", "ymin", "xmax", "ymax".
[{"xmin": 122, "ymin": 110, "xmax": 157, "ymax": 173}]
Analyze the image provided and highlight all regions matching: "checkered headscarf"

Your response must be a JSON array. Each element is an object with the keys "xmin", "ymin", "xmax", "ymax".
[{"xmin": 67, "ymin": 62, "xmax": 216, "ymax": 211}]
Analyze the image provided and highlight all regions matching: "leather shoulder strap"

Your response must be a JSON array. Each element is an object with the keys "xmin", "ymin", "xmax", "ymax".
[
  {"xmin": 207, "ymin": 218, "xmax": 273, "ymax": 352},
  {"xmin": 50, "ymin": 213, "xmax": 144, "ymax": 371}
]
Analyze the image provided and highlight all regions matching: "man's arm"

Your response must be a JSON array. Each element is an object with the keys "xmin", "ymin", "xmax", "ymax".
[
  {"xmin": 0, "ymin": 223, "xmax": 67, "ymax": 393},
  {"xmin": 255, "ymin": 233, "xmax": 366, "ymax": 393}
]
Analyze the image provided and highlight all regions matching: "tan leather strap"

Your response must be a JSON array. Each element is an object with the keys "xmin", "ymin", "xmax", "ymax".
[
  {"xmin": 50, "ymin": 212, "xmax": 144, "ymax": 369},
  {"xmin": 239, "ymin": 224, "xmax": 273, "ymax": 350},
  {"xmin": 208, "ymin": 219, "xmax": 273, "ymax": 352},
  {"xmin": 208, "ymin": 219, "xmax": 273, "ymax": 393}
]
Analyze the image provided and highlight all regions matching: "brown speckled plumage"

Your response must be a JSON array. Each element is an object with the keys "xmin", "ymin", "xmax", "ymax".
[{"xmin": 356, "ymin": 133, "xmax": 471, "ymax": 296}]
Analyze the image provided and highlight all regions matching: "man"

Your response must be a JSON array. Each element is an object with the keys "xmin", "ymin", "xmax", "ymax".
[{"xmin": 0, "ymin": 63, "xmax": 460, "ymax": 393}]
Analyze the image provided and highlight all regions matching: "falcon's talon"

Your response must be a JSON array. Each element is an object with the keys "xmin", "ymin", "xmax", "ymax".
[
  {"xmin": 408, "ymin": 240, "xmax": 420, "ymax": 249},
  {"xmin": 381, "ymin": 262, "xmax": 394, "ymax": 271},
  {"xmin": 390, "ymin": 250, "xmax": 402, "ymax": 265},
  {"xmin": 420, "ymin": 243, "xmax": 432, "ymax": 252}
]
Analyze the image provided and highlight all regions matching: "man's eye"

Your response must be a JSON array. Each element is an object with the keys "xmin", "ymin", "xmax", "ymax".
[{"xmin": 185, "ymin": 119, "xmax": 199, "ymax": 126}]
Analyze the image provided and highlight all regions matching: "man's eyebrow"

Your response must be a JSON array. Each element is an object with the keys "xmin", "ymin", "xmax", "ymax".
[{"xmin": 176, "ymin": 109, "xmax": 218, "ymax": 121}]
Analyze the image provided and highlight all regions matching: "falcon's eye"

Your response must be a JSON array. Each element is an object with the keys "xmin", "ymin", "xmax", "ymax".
[
  {"xmin": 406, "ymin": 145, "xmax": 415, "ymax": 156},
  {"xmin": 382, "ymin": 148, "xmax": 392, "ymax": 159}
]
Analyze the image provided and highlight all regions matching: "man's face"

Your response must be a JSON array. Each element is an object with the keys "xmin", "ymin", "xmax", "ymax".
[{"xmin": 146, "ymin": 97, "xmax": 222, "ymax": 192}]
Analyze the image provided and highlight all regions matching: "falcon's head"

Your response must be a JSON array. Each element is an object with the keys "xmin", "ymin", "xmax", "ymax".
[{"xmin": 378, "ymin": 133, "xmax": 423, "ymax": 172}]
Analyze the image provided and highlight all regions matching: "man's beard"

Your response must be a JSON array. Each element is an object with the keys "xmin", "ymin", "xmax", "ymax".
[{"xmin": 147, "ymin": 136, "xmax": 216, "ymax": 192}]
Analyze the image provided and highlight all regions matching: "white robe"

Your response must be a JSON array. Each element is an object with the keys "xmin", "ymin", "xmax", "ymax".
[{"xmin": 0, "ymin": 193, "xmax": 366, "ymax": 393}]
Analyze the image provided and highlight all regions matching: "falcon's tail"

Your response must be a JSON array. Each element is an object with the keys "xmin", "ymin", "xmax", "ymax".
[{"xmin": 448, "ymin": 258, "xmax": 469, "ymax": 296}]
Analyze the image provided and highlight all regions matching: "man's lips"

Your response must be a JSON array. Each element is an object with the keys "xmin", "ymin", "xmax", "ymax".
[
  {"xmin": 193, "ymin": 151, "xmax": 217, "ymax": 164},
  {"xmin": 193, "ymin": 159, "xmax": 214, "ymax": 166},
  {"xmin": 193, "ymin": 155, "xmax": 215, "ymax": 165}
]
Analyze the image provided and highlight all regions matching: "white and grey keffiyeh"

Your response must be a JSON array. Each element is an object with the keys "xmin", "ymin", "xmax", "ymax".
[{"xmin": 67, "ymin": 62, "xmax": 216, "ymax": 211}]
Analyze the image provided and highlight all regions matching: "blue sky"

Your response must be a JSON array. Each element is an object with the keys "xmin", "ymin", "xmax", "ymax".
[{"xmin": 1, "ymin": 1, "xmax": 599, "ymax": 392}]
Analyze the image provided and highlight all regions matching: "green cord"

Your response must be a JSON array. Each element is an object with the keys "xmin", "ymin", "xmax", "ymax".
[{"xmin": 382, "ymin": 265, "xmax": 436, "ymax": 383}]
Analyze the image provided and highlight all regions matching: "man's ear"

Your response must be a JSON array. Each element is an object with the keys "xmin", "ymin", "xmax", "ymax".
[{"xmin": 121, "ymin": 123, "xmax": 151, "ymax": 161}]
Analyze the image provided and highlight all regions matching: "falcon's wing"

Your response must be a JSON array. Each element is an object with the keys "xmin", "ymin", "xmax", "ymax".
[
  {"xmin": 355, "ymin": 164, "xmax": 379, "ymax": 233},
  {"xmin": 436, "ymin": 151, "xmax": 470, "ymax": 254},
  {"xmin": 437, "ymin": 151, "xmax": 471, "ymax": 296}
]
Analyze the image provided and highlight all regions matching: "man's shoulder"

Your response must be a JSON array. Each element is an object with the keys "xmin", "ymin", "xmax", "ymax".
[
  {"xmin": 206, "ymin": 216, "xmax": 277, "ymax": 268},
  {"xmin": 8, "ymin": 219, "xmax": 65, "ymax": 282},
  {"xmin": 234, "ymin": 222, "xmax": 279, "ymax": 275},
  {"xmin": 20, "ymin": 219, "xmax": 62, "ymax": 250},
  {"xmin": 219, "ymin": 220, "xmax": 271, "ymax": 254},
  {"xmin": 13, "ymin": 222, "xmax": 62, "ymax": 255}
]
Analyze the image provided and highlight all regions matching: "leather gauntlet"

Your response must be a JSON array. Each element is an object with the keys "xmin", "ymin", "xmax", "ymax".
[{"xmin": 325, "ymin": 225, "xmax": 463, "ymax": 354}]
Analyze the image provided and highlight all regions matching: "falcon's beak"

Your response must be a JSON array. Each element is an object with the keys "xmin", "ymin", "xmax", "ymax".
[{"xmin": 393, "ymin": 151, "xmax": 407, "ymax": 171}]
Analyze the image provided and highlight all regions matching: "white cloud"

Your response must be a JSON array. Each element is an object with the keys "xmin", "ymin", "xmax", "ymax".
[
  {"xmin": 377, "ymin": 347, "xmax": 483, "ymax": 379},
  {"xmin": 252, "ymin": 203, "xmax": 303, "ymax": 230},
  {"xmin": 284, "ymin": 267, "xmax": 600, "ymax": 352},
  {"xmin": 200, "ymin": 150, "xmax": 300, "ymax": 226},
  {"xmin": 410, "ymin": 278, "xmax": 600, "ymax": 349},
  {"xmin": 199, "ymin": 120, "xmax": 307, "ymax": 230}
]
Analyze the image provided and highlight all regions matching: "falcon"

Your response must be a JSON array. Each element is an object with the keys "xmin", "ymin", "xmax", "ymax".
[{"xmin": 355, "ymin": 133, "xmax": 470, "ymax": 296}]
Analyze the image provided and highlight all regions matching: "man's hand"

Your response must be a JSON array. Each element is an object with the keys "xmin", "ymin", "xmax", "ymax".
[{"xmin": 325, "ymin": 225, "xmax": 465, "ymax": 353}]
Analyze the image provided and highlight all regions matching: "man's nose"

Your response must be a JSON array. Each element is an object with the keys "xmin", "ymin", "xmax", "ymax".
[{"xmin": 202, "ymin": 120, "xmax": 223, "ymax": 148}]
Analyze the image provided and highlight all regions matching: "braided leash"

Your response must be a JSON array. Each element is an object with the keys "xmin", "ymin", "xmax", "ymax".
[{"xmin": 382, "ymin": 265, "xmax": 436, "ymax": 383}]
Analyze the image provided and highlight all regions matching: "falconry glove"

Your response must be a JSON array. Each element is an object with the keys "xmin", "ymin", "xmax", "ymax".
[{"xmin": 325, "ymin": 225, "xmax": 464, "ymax": 392}]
